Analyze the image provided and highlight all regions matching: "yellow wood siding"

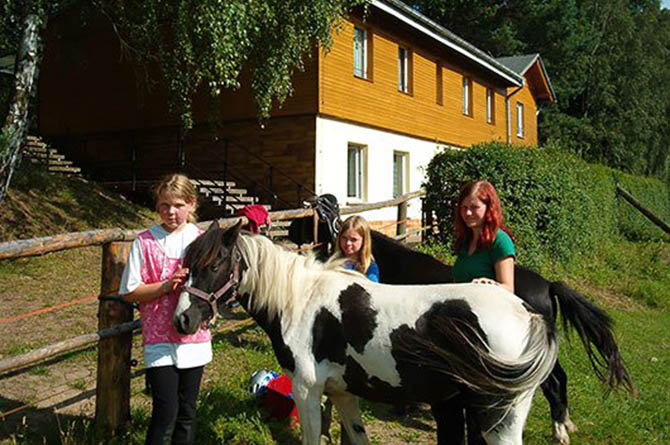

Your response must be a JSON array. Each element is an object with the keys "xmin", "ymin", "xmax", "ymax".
[{"xmin": 319, "ymin": 20, "xmax": 512, "ymax": 147}]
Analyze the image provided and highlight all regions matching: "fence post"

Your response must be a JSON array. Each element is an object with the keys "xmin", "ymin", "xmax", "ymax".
[
  {"xmin": 95, "ymin": 241, "xmax": 133, "ymax": 441},
  {"xmin": 396, "ymin": 200, "xmax": 408, "ymax": 238}
]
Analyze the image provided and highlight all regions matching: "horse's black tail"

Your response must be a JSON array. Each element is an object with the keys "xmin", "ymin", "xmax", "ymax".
[
  {"xmin": 549, "ymin": 281, "xmax": 636, "ymax": 396},
  {"xmin": 394, "ymin": 308, "xmax": 558, "ymax": 400}
]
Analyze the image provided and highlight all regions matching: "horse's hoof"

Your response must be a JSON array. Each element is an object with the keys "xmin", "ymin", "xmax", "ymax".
[
  {"xmin": 552, "ymin": 422, "xmax": 570, "ymax": 445},
  {"xmin": 564, "ymin": 412, "xmax": 578, "ymax": 433}
]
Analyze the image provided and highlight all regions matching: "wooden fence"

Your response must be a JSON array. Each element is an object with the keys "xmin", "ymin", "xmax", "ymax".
[{"xmin": 0, "ymin": 190, "xmax": 425, "ymax": 441}]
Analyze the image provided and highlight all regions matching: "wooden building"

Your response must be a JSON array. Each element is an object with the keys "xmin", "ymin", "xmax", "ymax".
[{"xmin": 38, "ymin": 0, "xmax": 555, "ymax": 221}]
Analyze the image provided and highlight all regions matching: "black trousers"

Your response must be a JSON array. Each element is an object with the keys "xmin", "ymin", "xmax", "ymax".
[
  {"xmin": 432, "ymin": 399, "xmax": 485, "ymax": 445},
  {"xmin": 145, "ymin": 365, "xmax": 204, "ymax": 445}
]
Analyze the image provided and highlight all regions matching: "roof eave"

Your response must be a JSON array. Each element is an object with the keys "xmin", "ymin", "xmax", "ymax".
[{"xmin": 372, "ymin": 0, "xmax": 523, "ymax": 87}]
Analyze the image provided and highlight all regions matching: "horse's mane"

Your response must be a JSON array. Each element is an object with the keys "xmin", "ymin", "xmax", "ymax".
[
  {"xmin": 183, "ymin": 226, "xmax": 225, "ymax": 271},
  {"xmin": 236, "ymin": 233, "xmax": 348, "ymax": 326}
]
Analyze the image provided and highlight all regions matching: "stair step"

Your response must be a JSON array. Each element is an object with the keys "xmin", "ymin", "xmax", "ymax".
[
  {"xmin": 25, "ymin": 152, "xmax": 66, "ymax": 161},
  {"xmin": 25, "ymin": 146, "xmax": 58, "ymax": 154},
  {"xmin": 49, "ymin": 166, "xmax": 81, "ymax": 173},
  {"xmin": 191, "ymin": 179, "xmax": 236, "ymax": 188},
  {"xmin": 211, "ymin": 195, "xmax": 257, "ymax": 205},
  {"xmin": 199, "ymin": 186, "xmax": 248, "ymax": 196},
  {"xmin": 43, "ymin": 159, "xmax": 74, "ymax": 166}
]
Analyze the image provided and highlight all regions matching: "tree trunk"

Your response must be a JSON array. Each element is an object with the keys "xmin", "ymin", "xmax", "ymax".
[{"xmin": 0, "ymin": 4, "xmax": 45, "ymax": 203}]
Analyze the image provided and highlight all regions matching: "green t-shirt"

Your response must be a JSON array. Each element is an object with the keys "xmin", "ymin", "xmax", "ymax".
[{"xmin": 452, "ymin": 229, "xmax": 516, "ymax": 283}]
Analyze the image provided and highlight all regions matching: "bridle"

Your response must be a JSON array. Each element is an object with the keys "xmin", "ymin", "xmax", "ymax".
[{"xmin": 182, "ymin": 247, "xmax": 243, "ymax": 320}]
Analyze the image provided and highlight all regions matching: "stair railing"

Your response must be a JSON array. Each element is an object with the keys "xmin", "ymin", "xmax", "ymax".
[{"xmin": 222, "ymin": 137, "xmax": 318, "ymax": 207}]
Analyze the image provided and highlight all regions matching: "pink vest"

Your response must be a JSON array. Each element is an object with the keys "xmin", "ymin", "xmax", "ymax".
[{"xmin": 137, "ymin": 229, "xmax": 211, "ymax": 346}]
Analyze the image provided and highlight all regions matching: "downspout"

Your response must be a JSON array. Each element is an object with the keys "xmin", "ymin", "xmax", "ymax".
[{"xmin": 505, "ymin": 86, "xmax": 523, "ymax": 144}]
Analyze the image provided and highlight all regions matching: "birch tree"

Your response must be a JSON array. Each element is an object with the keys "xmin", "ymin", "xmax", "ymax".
[{"xmin": 0, "ymin": 0, "xmax": 46, "ymax": 203}]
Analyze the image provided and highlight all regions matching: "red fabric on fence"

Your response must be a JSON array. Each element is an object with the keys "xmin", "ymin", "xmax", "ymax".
[{"xmin": 237, "ymin": 205, "xmax": 271, "ymax": 234}]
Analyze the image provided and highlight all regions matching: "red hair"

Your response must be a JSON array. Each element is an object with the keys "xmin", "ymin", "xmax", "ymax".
[{"xmin": 453, "ymin": 180, "xmax": 513, "ymax": 252}]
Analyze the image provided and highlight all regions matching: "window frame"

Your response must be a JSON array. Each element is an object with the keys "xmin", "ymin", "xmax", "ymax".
[
  {"xmin": 486, "ymin": 87, "xmax": 495, "ymax": 124},
  {"xmin": 436, "ymin": 61, "xmax": 443, "ymax": 105},
  {"xmin": 462, "ymin": 76, "xmax": 473, "ymax": 117},
  {"xmin": 353, "ymin": 26, "xmax": 368, "ymax": 79},
  {"xmin": 393, "ymin": 151, "xmax": 409, "ymax": 199},
  {"xmin": 397, "ymin": 46, "xmax": 411, "ymax": 94},
  {"xmin": 347, "ymin": 143, "xmax": 367, "ymax": 201},
  {"xmin": 516, "ymin": 102, "xmax": 525, "ymax": 138}
]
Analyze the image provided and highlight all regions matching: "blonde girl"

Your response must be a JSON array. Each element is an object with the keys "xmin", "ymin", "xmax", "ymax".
[
  {"xmin": 334, "ymin": 215, "xmax": 379, "ymax": 282},
  {"xmin": 120, "ymin": 173, "xmax": 211, "ymax": 445}
]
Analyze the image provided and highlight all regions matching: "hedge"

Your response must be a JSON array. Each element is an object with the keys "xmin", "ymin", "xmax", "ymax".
[{"xmin": 424, "ymin": 142, "xmax": 669, "ymax": 269}]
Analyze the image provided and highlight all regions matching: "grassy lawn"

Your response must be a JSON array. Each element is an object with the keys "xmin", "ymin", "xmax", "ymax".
[
  {"xmin": 1, "ymin": 236, "xmax": 668, "ymax": 444},
  {"xmin": 1, "ymin": 167, "xmax": 668, "ymax": 443}
]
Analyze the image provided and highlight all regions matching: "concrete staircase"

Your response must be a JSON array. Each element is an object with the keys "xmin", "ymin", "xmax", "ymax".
[
  {"xmin": 190, "ymin": 179, "xmax": 271, "ymax": 216},
  {"xmin": 22, "ymin": 136, "xmax": 81, "ymax": 174},
  {"xmin": 21, "ymin": 136, "xmax": 272, "ymax": 216}
]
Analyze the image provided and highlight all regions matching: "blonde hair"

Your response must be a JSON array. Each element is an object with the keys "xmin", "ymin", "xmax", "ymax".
[
  {"xmin": 335, "ymin": 215, "xmax": 374, "ymax": 274},
  {"xmin": 153, "ymin": 173, "xmax": 198, "ymax": 223}
]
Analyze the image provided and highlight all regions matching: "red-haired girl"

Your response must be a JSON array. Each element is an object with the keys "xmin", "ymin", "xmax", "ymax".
[
  {"xmin": 452, "ymin": 180, "xmax": 515, "ymax": 293},
  {"xmin": 434, "ymin": 180, "xmax": 516, "ymax": 445}
]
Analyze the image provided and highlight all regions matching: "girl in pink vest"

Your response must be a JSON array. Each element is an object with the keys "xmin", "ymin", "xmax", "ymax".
[{"xmin": 120, "ymin": 174, "xmax": 211, "ymax": 445}]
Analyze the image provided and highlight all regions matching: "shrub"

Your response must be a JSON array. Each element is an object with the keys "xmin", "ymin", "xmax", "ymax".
[{"xmin": 424, "ymin": 142, "xmax": 669, "ymax": 269}]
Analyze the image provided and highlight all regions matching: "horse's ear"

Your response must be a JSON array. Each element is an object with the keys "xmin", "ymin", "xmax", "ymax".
[
  {"xmin": 223, "ymin": 219, "xmax": 243, "ymax": 246},
  {"xmin": 207, "ymin": 220, "xmax": 220, "ymax": 232}
]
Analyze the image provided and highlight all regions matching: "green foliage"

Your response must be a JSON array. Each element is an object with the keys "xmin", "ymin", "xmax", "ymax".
[
  {"xmin": 424, "ymin": 142, "xmax": 669, "ymax": 270},
  {"xmin": 412, "ymin": 0, "xmax": 670, "ymax": 182},
  {"xmin": 615, "ymin": 170, "xmax": 670, "ymax": 240},
  {"xmin": 95, "ymin": 0, "xmax": 367, "ymax": 129}
]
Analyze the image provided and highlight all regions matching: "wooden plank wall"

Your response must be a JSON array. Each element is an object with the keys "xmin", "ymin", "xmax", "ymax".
[
  {"xmin": 39, "ymin": 10, "xmax": 318, "ymax": 136},
  {"xmin": 319, "ymin": 17, "xmax": 538, "ymax": 147}
]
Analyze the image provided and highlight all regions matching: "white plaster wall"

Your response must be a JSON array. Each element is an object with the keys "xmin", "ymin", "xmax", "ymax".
[{"xmin": 314, "ymin": 116, "xmax": 445, "ymax": 221}]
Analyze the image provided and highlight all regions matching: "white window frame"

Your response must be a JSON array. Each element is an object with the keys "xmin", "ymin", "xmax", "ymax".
[
  {"xmin": 516, "ymin": 102, "xmax": 524, "ymax": 137},
  {"xmin": 486, "ymin": 88, "xmax": 494, "ymax": 124},
  {"xmin": 353, "ymin": 26, "xmax": 368, "ymax": 79},
  {"xmin": 398, "ymin": 46, "xmax": 409, "ymax": 93},
  {"xmin": 393, "ymin": 151, "xmax": 409, "ymax": 198},
  {"xmin": 347, "ymin": 143, "xmax": 367, "ymax": 201},
  {"xmin": 462, "ymin": 77, "xmax": 471, "ymax": 116}
]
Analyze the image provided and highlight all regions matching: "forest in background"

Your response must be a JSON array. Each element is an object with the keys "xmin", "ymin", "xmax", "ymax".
[{"xmin": 413, "ymin": 0, "xmax": 670, "ymax": 181}]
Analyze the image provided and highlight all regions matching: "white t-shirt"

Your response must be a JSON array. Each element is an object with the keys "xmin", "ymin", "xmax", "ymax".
[{"xmin": 120, "ymin": 223, "xmax": 212, "ymax": 369}]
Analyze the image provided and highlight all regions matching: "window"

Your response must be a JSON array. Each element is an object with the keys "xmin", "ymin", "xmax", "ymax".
[
  {"xmin": 353, "ymin": 26, "xmax": 368, "ymax": 79},
  {"xmin": 486, "ymin": 88, "xmax": 495, "ymax": 124},
  {"xmin": 462, "ymin": 77, "xmax": 473, "ymax": 116},
  {"xmin": 516, "ymin": 102, "xmax": 524, "ymax": 137},
  {"xmin": 398, "ymin": 46, "xmax": 410, "ymax": 93},
  {"xmin": 347, "ymin": 144, "xmax": 365, "ymax": 199},
  {"xmin": 393, "ymin": 152, "xmax": 409, "ymax": 198},
  {"xmin": 436, "ymin": 62, "xmax": 443, "ymax": 105}
]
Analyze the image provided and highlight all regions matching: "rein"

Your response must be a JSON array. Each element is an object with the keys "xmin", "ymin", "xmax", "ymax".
[{"xmin": 182, "ymin": 248, "xmax": 242, "ymax": 319}]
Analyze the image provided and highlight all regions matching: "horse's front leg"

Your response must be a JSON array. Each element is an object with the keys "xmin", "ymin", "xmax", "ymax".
[
  {"xmin": 292, "ymin": 379, "xmax": 324, "ymax": 445},
  {"xmin": 329, "ymin": 392, "xmax": 369, "ymax": 445}
]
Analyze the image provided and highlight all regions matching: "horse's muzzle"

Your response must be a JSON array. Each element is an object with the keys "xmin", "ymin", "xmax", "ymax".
[{"xmin": 174, "ymin": 312, "xmax": 198, "ymax": 335}]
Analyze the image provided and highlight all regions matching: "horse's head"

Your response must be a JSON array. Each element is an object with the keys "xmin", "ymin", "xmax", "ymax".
[{"xmin": 173, "ymin": 220, "xmax": 244, "ymax": 335}]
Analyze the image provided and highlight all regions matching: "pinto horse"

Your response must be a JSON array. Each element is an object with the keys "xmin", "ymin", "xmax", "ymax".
[
  {"xmin": 370, "ymin": 230, "xmax": 635, "ymax": 444},
  {"xmin": 174, "ymin": 221, "xmax": 559, "ymax": 445}
]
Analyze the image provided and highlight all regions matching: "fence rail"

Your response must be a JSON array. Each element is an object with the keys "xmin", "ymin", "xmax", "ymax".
[{"xmin": 0, "ymin": 190, "xmax": 425, "ymax": 440}]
